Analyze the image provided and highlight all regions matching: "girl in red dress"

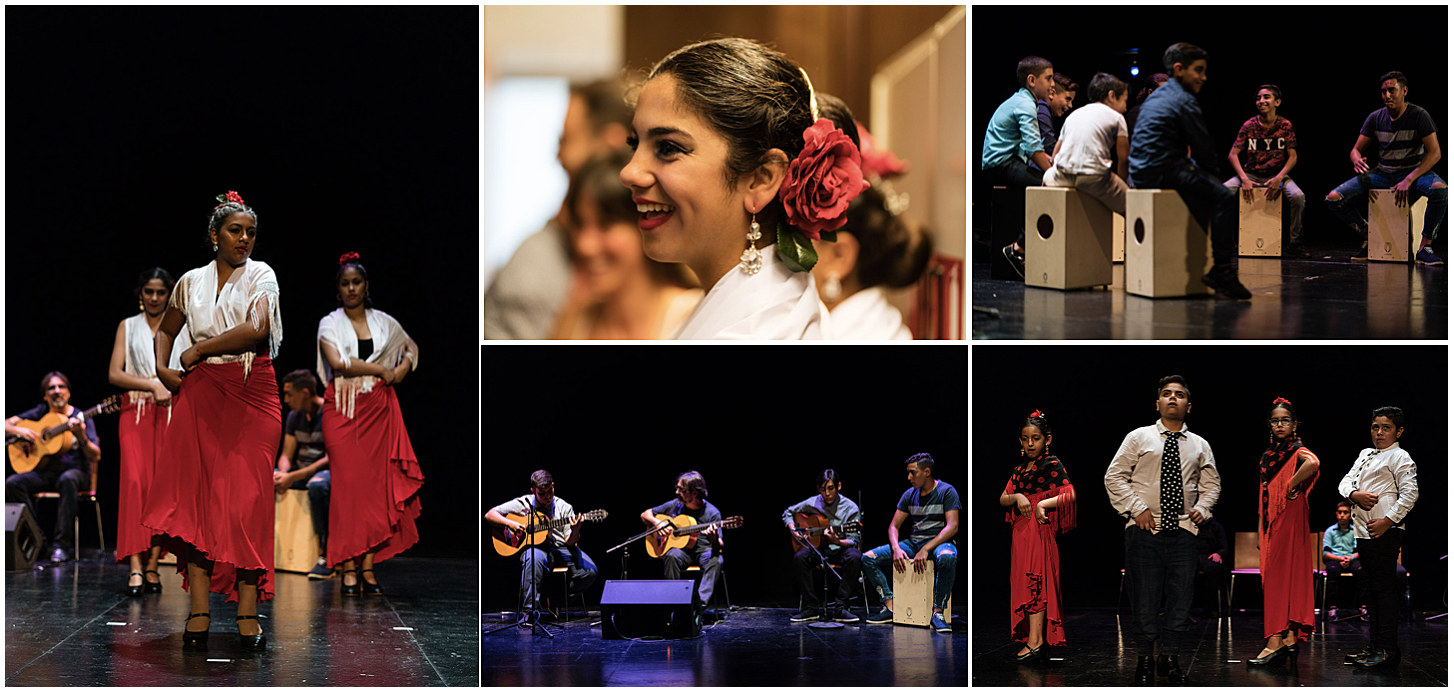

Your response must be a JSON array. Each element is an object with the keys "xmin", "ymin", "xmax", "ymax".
[
  {"xmin": 1249, "ymin": 397, "xmax": 1320, "ymax": 666},
  {"xmin": 107, "ymin": 268, "xmax": 178, "ymax": 596},
  {"xmin": 999, "ymin": 410, "xmax": 1076, "ymax": 662},
  {"xmin": 143, "ymin": 192, "xmax": 280, "ymax": 650},
  {"xmin": 317, "ymin": 253, "xmax": 423, "ymax": 596}
]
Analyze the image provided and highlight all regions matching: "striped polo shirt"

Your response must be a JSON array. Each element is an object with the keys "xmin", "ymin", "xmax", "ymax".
[
  {"xmin": 1360, "ymin": 103, "xmax": 1438, "ymax": 175},
  {"xmin": 897, "ymin": 480, "xmax": 962, "ymax": 544}
]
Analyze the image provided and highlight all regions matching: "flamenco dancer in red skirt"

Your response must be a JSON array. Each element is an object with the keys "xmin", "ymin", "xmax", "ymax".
[
  {"xmin": 317, "ymin": 252, "xmax": 424, "ymax": 596},
  {"xmin": 999, "ymin": 410, "xmax": 1077, "ymax": 664},
  {"xmin": 142, "ymin": 191, "xmax": 281, "ymax": 650},
  {"xmin": 1248, "ymin": 397, "xmax": 1320, "ymax": 666}
]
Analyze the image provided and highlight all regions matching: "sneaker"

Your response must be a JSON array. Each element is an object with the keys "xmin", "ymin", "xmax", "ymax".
[
  {"xmin": 1201, "ymin": 264, "xmax": 1252, "ymax": 299},
  {"xmin": 867, "ymin": 607, "xmax": 894, "ymax": 624},
  {"xmin": 831, "ymin": 606, "xmax": 861, "ymax": 623},
  {"xmin": 1001, "ymin": 243, "xmax": 1026, "ymax": 278},
  {"xmin": 1416, "ymin": 246, "xmax": 1444, "ymax": 265},
  {"xmin": 50, "ymin": 545, "xmax": 70, "ymax": 564},
  {"xmin": 790, "ymin": 607, "xmax": 819, "ymax": 623},
  {"xmin": 307, "ymin": 558, "xmax": 334, "ymax": 580},
  {"xmin": 931, "ymin": 611, "xmax": 952, "ymax": 633},
  {"xmin": 1352, "ymin": 241, "xmax": 1369, "ymax": 261}
]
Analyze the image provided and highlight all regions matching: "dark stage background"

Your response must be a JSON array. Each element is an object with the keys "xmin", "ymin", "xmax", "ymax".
[
  {"xmin": 973, "ymin": 345, "xmax": 1449, "ymax": 616},
  {"xmin": 5, "ymin": 8, "xmax": 479, "ymax": 558},
  {"xmin": 482, "ymin": 346, "xmax": 969, "ymax": 612},
  {"xmin": 972, "ymin": 5, "xmax": 1450, "ymax": 255}
]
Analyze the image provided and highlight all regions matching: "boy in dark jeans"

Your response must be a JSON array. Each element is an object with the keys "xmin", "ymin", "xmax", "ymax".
[
  {"xmin": 1129, "ymin": 42, "xmax": 1251, "ymax": 299},
  {"xmin": 982, "ymin": 55, "xmax": 1055, "ymax": 277}
]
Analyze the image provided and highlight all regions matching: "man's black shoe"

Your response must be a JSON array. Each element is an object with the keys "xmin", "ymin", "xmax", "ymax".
[
  {"xmin": 1344, "ymin": 646, "xmax": 1374, "ymax": 664},
  {"xmin": 1134, "ymin": 655, "xmax": 1153, "ymax": 685},
  {"xmin": 1202, "ymin": 264, "xmax": 1252, "ymax": 299},
  {"xmin": 50, "ymin": 546, "xmax": 70, "ymax": 564},
  {"xmin": 1157, "ymin": 654, "xmax": 1186, "ymax": 683},
  {"xmin": 1002, "ymin": 243, "xmax": 1026, "ymax": 279},
  {"xmin": 1353, "ymin": 649, "xmax": 1400, "ymax": 669}
]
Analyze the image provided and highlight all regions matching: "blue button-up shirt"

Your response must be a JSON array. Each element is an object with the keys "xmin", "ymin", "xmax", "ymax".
[
  {"xmin": 981, "ymin": 88, "xmax": 1044, "ymax": 170},
  {"xmin": 1128, "ymin": 77, "xmax": 1218, "ymax": 182}
]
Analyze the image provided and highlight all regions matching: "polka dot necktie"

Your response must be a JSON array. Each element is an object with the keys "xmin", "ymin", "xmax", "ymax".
[{"xmin": 1161, "ymin": 431, "xmax": 1186, "ymax": 531}]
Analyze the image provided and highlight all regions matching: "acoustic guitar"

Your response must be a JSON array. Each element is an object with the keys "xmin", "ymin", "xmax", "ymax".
[
  {"xmin": 644, "ymin": 513, "xmax": 744, "ymax": 558},
  {"xmin": 789, "ymin": 512, "xmax": 863, "ymax": 551},
  {"xmin": 491, "ymin": 509, "xmax": 608, "ymax": 556},
  {"xmin": 6, "ymin": 397, "xmax": 121, "ymax": 474}
]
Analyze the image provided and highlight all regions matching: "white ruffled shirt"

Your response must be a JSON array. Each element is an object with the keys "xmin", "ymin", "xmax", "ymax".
[
  {"xmin": 828, "ymin": 287, "xmax": 911, "ymax": 340},
  {"xmin": 671, "ymin": 244, "xmax": 829, "ymax": 340},
  {"xmin": 316, "ymin": 307, "xmax": 419, "ymax": 419}
]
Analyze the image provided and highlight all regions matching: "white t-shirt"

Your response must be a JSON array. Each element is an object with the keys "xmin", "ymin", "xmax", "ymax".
[{"xmin": 1053, "ymin": 102, "xmax": 1128, "ymax": 177}]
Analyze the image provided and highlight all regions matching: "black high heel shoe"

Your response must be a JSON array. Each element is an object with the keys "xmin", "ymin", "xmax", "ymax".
[
  {"xmin": 341, "ymin": 569, "xmax": 360, "ymax": 597},
  {"xmin": 182, "ymin": 612, "xmax": 210, "ymax": 649},
  {"xmin": 126, "ymin": 572, "xmax": 145, "ymax": 597},
  {"xmin": 360, "ymin": 568, "xmax": 383, "ymax": 595},
  {"xmin": 1013, "ymin": 644, "xmax": 1044, "ymax": 663},
  {"xmin": 236, "ymin": 615, "xmax": 267, "ymax": 650},
  {"xmin": 144, "ymin": 570, "xmax": 162, "ymax": 594},
  {"xmin": 1247, "ymin": 643, "xmax": 1295, "ymax": 666}
]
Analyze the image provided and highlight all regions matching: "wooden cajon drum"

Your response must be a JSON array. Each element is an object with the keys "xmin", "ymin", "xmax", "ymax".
[
  {"xmin": 1368, "ymin": 190, "xmax": 1427, "ymax": 262},
  {"xmin": 1238, "ymin": 192, "xmax": 1282, "ymax": 256},
  {"xmin": 892, "ymin": 561, "xmax": 953, "ymax": 627},
  {"xmin": 1126, "ymin": 189, "xmax": 1214, "ymax": 298},
  {"xmin": 1113, "ymin": 212, "xmax": 1126, "ymax": 262},
  {"xmin": 274, "ymin": 488, "xmax": 320, "ymax": 574},
  {"xmin": 1023, "ymin": 187, "xmax": 1114, "ymax": 290}
]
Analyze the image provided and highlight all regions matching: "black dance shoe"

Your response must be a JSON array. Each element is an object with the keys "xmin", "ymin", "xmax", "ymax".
[
  {"xmin": 182, "ymin": 612, "xmax": 210, "ymax": 649},
  {"xmin": 126, "ymin": 572, "xmax": 145, "ymax": 597},
  {"xmin": 341, "ymin": 569, "xmax": 360, "ymax": 597},
  {"xmin": 1157, "ymin": 654, "xmax": 1187, "ymax": 683},
  {"xmin": 144, "ymin": 570, "xmax": 163, "ymax": 594},
  {"xmin": 1247, "ymin": 644, "xmax": 1296, "ymax": 666},
  {"xmin": 1352, "ymin": 648, "xmax": 1400, "ymax": 669},
  {"xmin": 1344, "ymin": 646, "xmax": 1375, "ymax": 664},
  {"xmin": 235, "ymin": 615, "xmax": 267, "ymax": 650},
  {"xmin": 360, "ymin": 568, "xmax": 383, "ymax": 595},
  {"xmin": 1134, "ymin": 656, "xmax": 1153, "ymax": 684},
  {"xmin": 1013, "ymin": 644, "xmax": 1044, "ymax": 663}
]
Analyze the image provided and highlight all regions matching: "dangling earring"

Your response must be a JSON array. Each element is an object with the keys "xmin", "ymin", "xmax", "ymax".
[
  {"xmin": 824, "ymin": 271, "xmax": 842, "ymax": 301},
  {"xmin": 739, "ymin": 213, "xmax": 762, "ymax": 275},
  {"xmin": 138, "ymin": 300, "xmax": 145, "ymax": 311},
  {"xmin": 212, "ymin": 242, "xmax": 219, "ymax": 252}
]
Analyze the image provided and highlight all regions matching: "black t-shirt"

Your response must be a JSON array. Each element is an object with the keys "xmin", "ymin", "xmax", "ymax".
[{"xmin": 650, "ymin": 498, "xmax": 723, "ymax": 550}]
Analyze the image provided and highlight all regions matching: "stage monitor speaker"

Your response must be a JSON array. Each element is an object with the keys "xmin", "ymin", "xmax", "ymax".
[
  {"xmin": 6, "ymin": 503, "xmax": 42, "ymax": 571},
  {"xmin": 600, "ymin": 579, "xmax": 700, "ymax": 640}
]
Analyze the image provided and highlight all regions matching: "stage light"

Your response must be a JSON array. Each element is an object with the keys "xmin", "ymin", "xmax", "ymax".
[{"xmin": 1131, "ymin": 66, "xmax": 1140, "ymax": 77}]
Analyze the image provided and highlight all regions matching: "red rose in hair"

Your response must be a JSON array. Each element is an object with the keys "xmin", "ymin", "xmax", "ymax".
[
  {"xmin": 779, "ymin": 118, "xmax": 870, "ymax": 240},
  {"xmin": 339, "ymin": 252, "xmax": 361, "ymax": 266}
]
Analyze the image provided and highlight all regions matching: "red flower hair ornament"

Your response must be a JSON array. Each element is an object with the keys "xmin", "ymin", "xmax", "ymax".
[
  {"xmin": 1030, "ymin": 409, "xmax": 1044, "ymax": 419},
  {"xmin": 339, "ymin": 252, "xmax": 362, "ymax": 266},
  {"xmin": 773, "ymin": 118, "xmax": 871, "ymax": 272},
  {"xmin": 214, "ymin": 190, "xmax": 246, "ymax": 209},
  {"xmin": 1272, "ymin": 397, "xmax": 1292, "ymax": 407}
]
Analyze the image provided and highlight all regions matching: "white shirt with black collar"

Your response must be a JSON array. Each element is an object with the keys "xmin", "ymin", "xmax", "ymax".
[
  {"xmin": 1104, "ymin": 419, "xmax": 1222, "ymax": 535},
  {"xmin": 1336, "ymin": 443, "xmax": 1418, "ymax": 540}
]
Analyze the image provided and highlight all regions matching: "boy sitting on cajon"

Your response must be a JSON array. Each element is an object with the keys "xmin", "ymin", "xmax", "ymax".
[
  {"xmin": 983, "ymin": 55, "xmax": 1056, "ymax": 278},
  {"xmin": 1043, "ymin": 72, "xmax": 1130, "ymax": 216},
  {"xmin": 1225, "ymin": 84, "xmax": 1308, "ymax": 257}
]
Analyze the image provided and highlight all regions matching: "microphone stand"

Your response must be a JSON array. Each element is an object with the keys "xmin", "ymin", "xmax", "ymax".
[
  {"xmin": 484, "ymin": 512, "xmax": 559, "ymax": 638},
  {"xmin": 794, "ymin": 527, "xmax": 844, "ymax": 631}
]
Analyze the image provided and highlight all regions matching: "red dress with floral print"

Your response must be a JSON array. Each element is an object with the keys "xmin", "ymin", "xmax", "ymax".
[{"xmin": 1004, "ymin": 454, "xmax": 1077, "ymax": 646}]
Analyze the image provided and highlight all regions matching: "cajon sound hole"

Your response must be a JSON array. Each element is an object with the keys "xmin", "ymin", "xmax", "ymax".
[
  {"xmin": 1134, "ymin": 218, "xmax": 1146, "ymax": 244},
  {"xmin": 1036, "ymin": 214, "xmax": 1054, "ymax": 240}
]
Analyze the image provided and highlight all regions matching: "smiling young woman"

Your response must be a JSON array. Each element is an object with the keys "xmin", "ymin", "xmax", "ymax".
[{"xmin": 620, "ymin": 38, "xmax": 871, "ymax": 339}]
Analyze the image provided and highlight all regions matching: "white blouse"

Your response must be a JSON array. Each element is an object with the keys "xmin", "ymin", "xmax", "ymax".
[
  {"xmin": 828, "ymin": 287, "xmax": 911, "ymax": 340},
  {"xmin": 671, "ymin": 245, "xmax": 829, "ymax": 340}
]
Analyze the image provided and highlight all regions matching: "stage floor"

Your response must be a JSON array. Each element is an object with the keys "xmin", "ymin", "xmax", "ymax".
[
  {"xmin": 971, "ymin": 250, "xmax": 1448, "ymax": 339},
  {"xmin": 973, "ymin": 607, "xmax": 1449, "ymax": 686},
  {"xmin": 482, "ymin": 605, "xmax": 967, "ymax": 686},
  {"xmin": 5, "ymin": 554, "xmax": 478, "ymax": 686}
]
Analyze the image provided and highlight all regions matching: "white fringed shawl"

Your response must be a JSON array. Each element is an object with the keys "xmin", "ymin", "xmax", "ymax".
[
  {"xmin": 123, "ymin": 312, "xmax": 191, "ymax": 424},
  {"xmin": 316, "ymin": 307, "xmax": 419, "ymax": 420},
  {"xmin": 171, "ymin": 259, "xmax": 282, "ymax": 382}
]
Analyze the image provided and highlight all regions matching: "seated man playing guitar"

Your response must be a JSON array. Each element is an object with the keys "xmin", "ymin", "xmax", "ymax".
[
  {"xmin": 640, "ymin": 470, "xmax": 725, "ymax": 616},
  {"xmin": 782, "ymin": 469, "xmax": 863, "ymax": 623},
  {"xmin": 485, "ymin": 469, "xmax": 601, "ymax": 623},
  {"xmin": 5, "ymin": 372, "xmax": 103, "ymax": 563}
]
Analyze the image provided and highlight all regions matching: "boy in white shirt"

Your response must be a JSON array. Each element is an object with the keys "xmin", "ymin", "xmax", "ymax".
[
  {"xmin": 1043, "ymin": 72, "xmax": 1130, "ymax": 215},
  {"xmin": 1336, "ymin": 406, "xmax": 1418, "ymax": 669}
]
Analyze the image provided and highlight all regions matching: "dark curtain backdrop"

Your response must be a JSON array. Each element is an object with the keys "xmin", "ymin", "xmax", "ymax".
[
  {"xmin": 973, "ymin": 345, "xmax": 1448, "ymax": 617},
  {"xmin": 482, "ymin": 346, "xmax": 968, "ymax": 612},
  {"xmin": 972, "ymin": 5, "xmax": 1449, "ymax": 251},
  {"xmin": 5, "ymin": 7, "xmax": 479, "ymax": 558}
]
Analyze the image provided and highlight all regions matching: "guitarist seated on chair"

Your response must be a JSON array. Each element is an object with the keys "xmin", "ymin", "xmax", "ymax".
[
  {"xmin": 5, "ymin": 372, "xmax": 101, "ymax": 564},
  {"xmin": 640, "ymin": 470, "xmax": 723, "ymax": 611},
  {"xmin": 782, "ymin": 469, "xmax": 863, "ymax": 623},
  {"xmin": 485, "ymin": 469, "xmax": 598, "ymax": 620}
]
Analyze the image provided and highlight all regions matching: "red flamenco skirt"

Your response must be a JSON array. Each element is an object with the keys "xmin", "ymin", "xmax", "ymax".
[
  {"xmin": 115, "ymin": 393, "xmax": 168, "ymax": 562},
  {"xmin": 1009, "ymin": 486, "xmax": 1074, "ymax": 646},
  {"xmin": 323, "ymin": 381, "xmax": 424, "ymax": 567},
  {"xmin": 140, "ymin": 358, "xmax": 280, "ymax": 603},
  {"xmin": 1262, "ymin": 492, "xmax": 1316, "ymax": 641}
]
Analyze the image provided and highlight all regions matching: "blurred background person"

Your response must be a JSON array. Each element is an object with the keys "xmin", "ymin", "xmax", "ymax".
[
  {"xmin": 550, "ymin": 150, "xmax": 701, "ymax": 339},
  {"xmin": 485, "ymin": 79, "xmax": 632, "ymax": 339},
  {"xmin": 810, "ymin": 95, "xmax": 931, "ymax": 339}
]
